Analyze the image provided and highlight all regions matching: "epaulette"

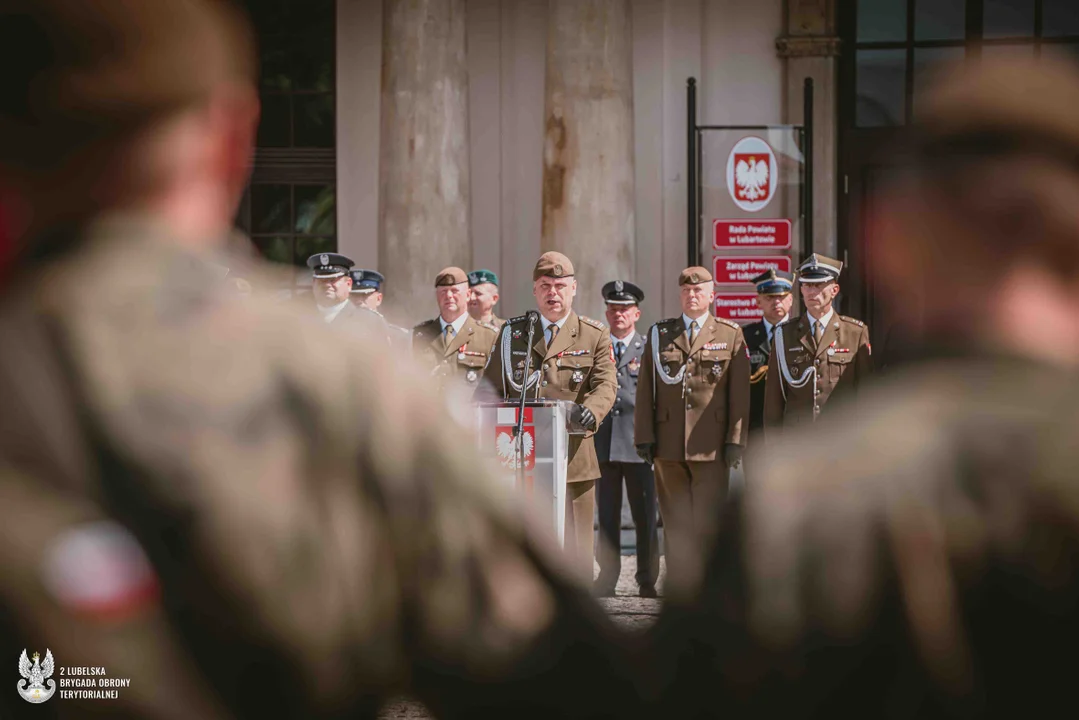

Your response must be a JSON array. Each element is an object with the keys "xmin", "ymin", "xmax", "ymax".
[
  {"xmin": 507, "ymin": 314, "xmax": 529, "ymax": 324},
  {"xmin": 579, "ymin": 315, "xmax": 606, "ymax": 330},
  {"xmin": 840, "ymin": 315, "xmax": 866, "ymax": 328},
  {"xmin": 477, "ymin": 320, "xmax": 498, "ymax": 332},
  {"xmin": 413, "ymin": 318, "xmax": 439, "ymax": 331},
  {"xmin": 654, "ymin": 317, "xmax": 682, "ymax": 335},
  {"xmin": 716, "ymin": 317, "xmax": 740, "ymax": 330}
]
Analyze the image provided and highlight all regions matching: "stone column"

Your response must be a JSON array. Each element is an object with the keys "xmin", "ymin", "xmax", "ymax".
[
  {"xmin": 379, "ymin": 0, "xmax": 470, "ymax": 325},
  {"xmin": 542, "ymin": 0, "xmax": 635, "ymax": 321},
  {"xmin": 776, "ymin": 0, "xmax": 840, "ymax": 260}
]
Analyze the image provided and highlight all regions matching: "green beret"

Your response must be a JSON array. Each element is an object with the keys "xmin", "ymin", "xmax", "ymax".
[{"xmin": 468, "ymin": 269, "xmax": 499, "ymax": 287}]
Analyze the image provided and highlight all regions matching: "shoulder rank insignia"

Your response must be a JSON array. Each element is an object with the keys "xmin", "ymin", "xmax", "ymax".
[
  {"xmin": 508, "ymin": 314, "xmax": 528, "ymax": 324},
  {"xmin": 840, "ymin": 315, "xmax": 866, "ymax": 328},
  {"xmin": 477, "ymin": 321, "xmax": 498, "ymax": 332},
  {"xmin": 716, "ymin": 317, "xmax": 740, "ymax": 329},
  {"xmin": 579, "ymin": 315, "xmax": 606, "ymax": 330}
]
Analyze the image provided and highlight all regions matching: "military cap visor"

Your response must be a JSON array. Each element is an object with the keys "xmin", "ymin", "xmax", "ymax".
[
  {"xmin": 602, "ymin": 280, "xmax": 644, "ymax": 305},
  {"xmin": 468, "ymin": 269, "xmax": 499, "ymax": 287},
  {"xmin": 797, "ymin": 253, "xmax": 843, "ymax": 284},
  {"xmin": 752, "ymin": 269, "xmax": 794, "ymax": 296},
  {"xmin": 307, "ymin": 252, "xmax": 355, "ymax": 279},
  {"xmin": 350, "ymin": 269, "xmax": 384, "ymax": 294}
]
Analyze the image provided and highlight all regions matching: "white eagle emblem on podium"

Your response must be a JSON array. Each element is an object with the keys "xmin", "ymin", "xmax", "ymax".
[
  {"xmin": 18, "ymin": 649, "xmax": 56, "ymax": 704},
  {"xmin": 495, "ymin": 429, "xmax": 534, "ymax": 469}
]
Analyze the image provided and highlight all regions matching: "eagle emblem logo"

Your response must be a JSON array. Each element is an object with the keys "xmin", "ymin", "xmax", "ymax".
[
  {"xmin": 734, "ymin": 154, "xmax": 770, "ymax": 202},
  {"xmin": 18, "ymin": 649, "xmax": 56, "ymax": 704},
  {"xmin": 320, "ymin": 254, "xmax": 329, "ymax": 266},
  {"xmin": 495, "ymin": 427, "xmax": 535, "ymax": 470}
]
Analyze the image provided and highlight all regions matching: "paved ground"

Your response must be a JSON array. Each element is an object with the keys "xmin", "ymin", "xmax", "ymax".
[{"xmin": 378, "ymin": 555, "xmax": 665, "ymax": 719}]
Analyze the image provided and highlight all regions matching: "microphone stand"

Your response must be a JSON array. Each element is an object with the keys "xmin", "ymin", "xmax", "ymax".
[{"xmin": 515, "ymin": 311, "xmax": 539, "ymax": 488}]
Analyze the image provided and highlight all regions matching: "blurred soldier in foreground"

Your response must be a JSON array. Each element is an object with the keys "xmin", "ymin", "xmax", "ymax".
[
  {"xmin": 742, "ymin": 269, "xmax": 793, "ymax": 435},
  {"xmin": 413, "ymin": 267, "xmax": 498, "ymax": 388},
  {"xmin": 475, "ymin": 252, "xmax": 617, "ymax": 578},
  {"xmin": 594, "ymin": 281, "xmax": 660, "ymax": 599},
  {"xmin": 0, "ymin": 2, "xmax": 638, "ymax": 718},
  {"xmin": 764, "ymin": 254, "xmax": 871, "ymax": 428},
  {"xmin": 468, "ymin": 268, "xmax": 504, "ymax": 328},
  {"xmin": 646, "ymin": 55, "xmax": 1079, "ymax": 717},
  {"xmin": 634, "ymin": 267, "xmax": 750, "ymax": 583}
]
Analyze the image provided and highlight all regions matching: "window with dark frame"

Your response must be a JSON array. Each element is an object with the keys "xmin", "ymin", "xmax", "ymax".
[
  {"xmin": 235, "ymin": 0, "xmax": 337, "ymax": 285},
  {"xmin": 853, "ymin": 0, "xmax": 1079, "ymax": 128}
]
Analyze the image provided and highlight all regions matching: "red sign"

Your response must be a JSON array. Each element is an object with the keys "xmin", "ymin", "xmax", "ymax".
[
  {"xmin": 713, "ymin": 255, "xmax": 791, "ymax": 285},
  {"xmin": 714, "ymin": 293, "xmax": 762, "ymax": 323},
  {"xmin": 713, "ymin": 219, "xmax": 791, "ymax": 249}
]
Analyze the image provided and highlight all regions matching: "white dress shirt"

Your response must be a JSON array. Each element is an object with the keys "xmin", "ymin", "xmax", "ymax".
[
  {"xmin": 806, "ymin": 308, "xmax": 834, "ymax": 339},
  {"xmin": 540, "ymin": 314, "xmax": 569, "ymax": 346},
  {"xmin": 611, "ymin": 330, "xmax": 636, "ymax": 360},
  {"xmin": 681, "ymin": 312, "xmax": 710, "ymax": 336},
  {"xmin": 318, "ymin": 300, "xmax": 350, "ymax": 324},
  {"xmin": 439, "ymin": 311, "xmax": 469, "ymax": 338}
]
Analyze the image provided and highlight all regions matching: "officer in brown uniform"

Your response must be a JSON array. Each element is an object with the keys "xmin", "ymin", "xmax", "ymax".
[
  {"xmin": 763, "ymin": 254, "xmax": 871, "ymax": 428},
  {"xmin": 413, "ymin": 267, "xmax": 499, "ymax": 388},
  {"xmin": 742, "ymin": 269, "xmax": 794, "ymax": 434},
  {"xmin": 0, "ymin": 2, "xmax": 641, "ymax": 717},
  {"xmin": 475, "ymin": 252, "xmax": 617, "ymax": 577},
  {"xmin": 634, "ymin": 267, "xmax": 750, "ymax": 580}
]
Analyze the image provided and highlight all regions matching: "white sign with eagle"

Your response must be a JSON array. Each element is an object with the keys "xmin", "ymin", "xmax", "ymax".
[{"xmin": 726, "ymin": 136, "xmax": 778, "ymax": 213}]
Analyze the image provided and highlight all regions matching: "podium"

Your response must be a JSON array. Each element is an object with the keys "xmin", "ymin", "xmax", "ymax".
[{"xmin": 475, "ymin": 400, "xmax": 570, "ymax": 546}]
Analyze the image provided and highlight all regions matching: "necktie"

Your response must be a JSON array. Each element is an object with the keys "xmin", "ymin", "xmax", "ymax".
[
  {"xmin": 444, "ymin": 323, "xmax": 456, "ymax": 349},
  {"xmin": 768, "ymin": 325, "xmax": 775, "ymax": 345},
  {"xmin": 813, "ymin": 320, "xmax": 823, "ymax": 346},
  {"xmin": 688, "ymin": 320, "xmax": 699, "ymax": 346},
  {"xmin": 615, "ymin": 341, "xmax": 624, "ymax": 364},
  {"xmin": 547, "ymin": 323, "xmax": 559, "ymax": 347}
]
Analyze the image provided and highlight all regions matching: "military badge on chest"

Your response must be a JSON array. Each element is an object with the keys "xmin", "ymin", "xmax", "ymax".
[{"xmin": 627, "ymin": 356, "xmax": 640, "ymax": 376}]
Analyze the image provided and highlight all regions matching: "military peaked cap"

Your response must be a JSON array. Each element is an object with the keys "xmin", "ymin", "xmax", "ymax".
[
  {"xmin": 307, "ymin": 253, "xmax": 354, "ymax": 279},
  {"xmin": 752, "ymin": 269, "xmax": 794, "ymax": 295},
  {"xmin": 350, "ymin": 269, "xmax": 384, "ymax": 294},
  {"xmin": 797, "ymin": 253, "xmax": 843, "ymax": 283},
  {"xmin": 602, "ymin": 280, "xmax": 644, "ymax": 305}
]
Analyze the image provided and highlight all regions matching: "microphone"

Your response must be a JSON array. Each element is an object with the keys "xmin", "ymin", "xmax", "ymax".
[{"xmin": 525, "ymin": 310, "xmax": 540, "ymax": 324}]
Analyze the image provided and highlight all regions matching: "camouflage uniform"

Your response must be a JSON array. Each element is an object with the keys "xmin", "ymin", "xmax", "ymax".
[{"xmin": 0, "ymin": 217, "xmax": 638, "ymax": 719}]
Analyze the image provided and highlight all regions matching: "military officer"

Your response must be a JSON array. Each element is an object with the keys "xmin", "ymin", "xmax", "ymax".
[
  {"xmin": 594, "ymin": 280, "xmax": 660, "ymax": 599},
  {"xmin": 474, "ymin": 252, "xmax": 617, "ymax": 578},
  {"xmin": 467, "ymin": 268, "xmax": 505, "ymax": 329},
  {"xmin": 413, "ymin": 267, "xmax": 499, "ymax": 388},
  {"xmin": 742, "ymin": 269, "xmax": 794, "ymax": 434},
  {"xmin": 0, "ymin": 2, "xmax": 643, "ymax": 716},
  {"xmin": 634, "ymin": 267, "xmax": 750, "ymax": 582},
  {"xmin": 350, "ymin": 268, "xmax": 412, "ymax": 349},
  {"xmin": 306, "ymin": 252, "xmax": 368, "ymax": 329},
  {"xmin": 763, "ymin": 254, "xmax": 871, "ymax": 428}
]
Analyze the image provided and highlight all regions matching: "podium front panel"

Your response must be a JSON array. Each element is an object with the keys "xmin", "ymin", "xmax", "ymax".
[{"xmin": 475, "ymin": 401, "xmax": 569, "ymax": 547}]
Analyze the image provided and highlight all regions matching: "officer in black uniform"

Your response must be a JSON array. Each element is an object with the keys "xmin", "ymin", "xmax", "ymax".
[
  {"xmin": 742, "ymin": 269, "xmax": 794, "ymax": 435},
  {"xmin": 594, "ymin": 280, "xmax": 660, "ymax": 598}
]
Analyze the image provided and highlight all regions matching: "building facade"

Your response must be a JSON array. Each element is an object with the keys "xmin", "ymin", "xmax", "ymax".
[{"xmin": 238, "ymin": 0, "xmax": 1079, "ymax": 336}]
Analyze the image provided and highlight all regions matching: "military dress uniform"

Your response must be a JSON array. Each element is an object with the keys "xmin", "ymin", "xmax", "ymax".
[
  {"xmin": 764, "ymin": 255, "xmax": 871, "ymax": 428},
  {"xmin": 742, "ymin": 270, "xmax": 794, "ymax": 434},
  {"xmin": 474, "ymin": 252, "xmax": 617, "ymax": 576},
  {"xmin": 635, "ymin": 267, "xmax": 751, "ymax": 580},
  {"xmin": 305, "ymin": 252, "xmax": 373, "ymax": 334},
  {"xmin": 594, "ymin": 281, "xmax": 660, "ymax": 597},
  {"xmin": 351, "ymin": 268, "xmax": 412, "ymax": 351},
  {"xmin": 413, "ymin": 267, "xmax": 499, "ymax": 389}
]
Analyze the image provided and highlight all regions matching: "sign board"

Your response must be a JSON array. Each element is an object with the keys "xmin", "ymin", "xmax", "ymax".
[
  {"xmin": 714, "ymin": 293, "xmax": 762, "ymax": 323},
  {"xmin": 725, "ymin": 136, "xmax": 778, "ymax": 213},
  {"xmin": 713, "ymin": 219, "xmax": 791, "ymax": 249},
  {"xmin": 713, "ymin": 255, "xmax": 792, "ymax": 285}
]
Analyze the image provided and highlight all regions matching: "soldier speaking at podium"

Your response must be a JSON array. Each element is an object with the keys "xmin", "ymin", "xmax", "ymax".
[
  {"xmin": 764, "ymin": 254, "xmax": 871, "ymax": 428},
  {"xmin": 634, "ymin": 267, "xmax": 750, "ymax": 581},
  {"xmin": 742, "ymin": 269, "xmax": 794, "ymax": 435},
  {"xmin": 475, "ymin": 252, "xmax": 617, "ymax": 577}
]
